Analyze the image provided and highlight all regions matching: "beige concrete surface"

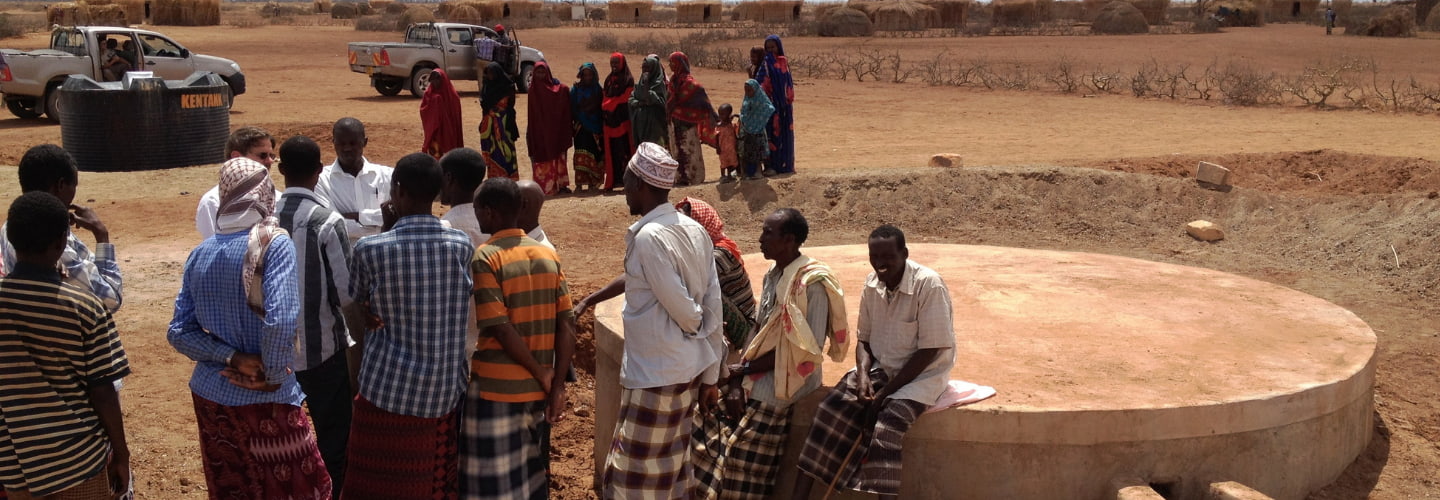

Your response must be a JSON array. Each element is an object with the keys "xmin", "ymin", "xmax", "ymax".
[{"xmin": 593, "ymin": 244, "xmax": 1377, "ymax": 499}]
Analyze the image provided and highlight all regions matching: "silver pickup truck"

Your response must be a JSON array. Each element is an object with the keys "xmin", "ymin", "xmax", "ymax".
[
  {"xmin": 348, "ymin": 22, "xmax": 544, "ymax": 97},
  {"xmin": 0, "ymin": 26, "xmax": 246, "ymax": 121}
]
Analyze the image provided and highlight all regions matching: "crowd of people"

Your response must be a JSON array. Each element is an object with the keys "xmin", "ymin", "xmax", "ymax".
[
  {"xmin": 0, "ymin": 37, "xmax": 950, "ymax": 500},
  {"xmin": 419, "ymin": 33, "xmax": 799, "ymax": 197}
]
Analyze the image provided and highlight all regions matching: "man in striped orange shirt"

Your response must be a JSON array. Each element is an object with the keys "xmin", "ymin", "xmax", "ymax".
[{"xmin": 461, "ymin": 177, "xmax": 577, "ymax": 500}]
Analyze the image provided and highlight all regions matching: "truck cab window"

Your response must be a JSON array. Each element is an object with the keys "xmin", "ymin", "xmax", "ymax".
[
  {"xmin": 53, "ymin": 31, "xmax": 87, "ymax": 57},
  {"xmin": 140, "ymin": 34, "xmax": 184, "ymax": 58},
  {"xmin": 447, "ymin": 28, "xmax": 472, "ymax": 46}
]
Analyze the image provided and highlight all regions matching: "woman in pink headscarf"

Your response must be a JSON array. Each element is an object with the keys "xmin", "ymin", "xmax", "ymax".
[{"xmin": 420, "ymin": 69, "xmax": 463, "ymax": 159}]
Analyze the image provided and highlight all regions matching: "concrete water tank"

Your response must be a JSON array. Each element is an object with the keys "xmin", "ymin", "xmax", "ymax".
[
  {"xmin": 58, "ymin": 71, "xmax": 230, "ymax": 172},
  {"xmin": 592, "ymin": 244, "xmax": 1377, "ymax": 499}
]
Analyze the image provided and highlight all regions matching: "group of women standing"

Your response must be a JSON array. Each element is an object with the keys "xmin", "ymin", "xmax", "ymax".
[{"xmin": 416, "ymin": 35, "xmax": 797, "ymax": 197}]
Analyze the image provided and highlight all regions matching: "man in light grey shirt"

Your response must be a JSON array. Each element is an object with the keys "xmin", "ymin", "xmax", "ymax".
[
  {"xmin": 694, "ymin": 207, "xmax": 848, "ymax": 500},
  {"xmin": 792, "ymin": 224, "xmax": 956, "ymax": 500},
  {"xmin": 601, "ymin": 142, "xmax": 725, "ymax": 500}
]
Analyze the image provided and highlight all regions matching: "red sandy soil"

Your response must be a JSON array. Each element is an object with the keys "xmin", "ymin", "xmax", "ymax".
[{"xmin": 0, "ymin": 19, "xmax": 1438, "ymax": 499}]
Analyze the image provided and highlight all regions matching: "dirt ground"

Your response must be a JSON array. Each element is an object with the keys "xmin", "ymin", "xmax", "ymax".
[{"xmin": 1, "ymin": 19, "xmax": 1438, "ymax": 499}]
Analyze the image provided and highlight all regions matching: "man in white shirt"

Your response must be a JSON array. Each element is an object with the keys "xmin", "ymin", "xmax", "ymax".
[
  {"xmin": 438, "ymin": 147, "xmax": 486, "ymax": 247},
  {"xmin": 315, "ymin": 117, "xmax": 394, "ymax": 239},
  {"xmin": 791, "ymin": 224, "xmax": 956, "ymax": 500},
  {"xmin": 195, "ymin": 127, "xmax": 278, "ymax": 239},
  {"xmin": 516, "ymin": 180, "xmax": 555, "ymax": 251},
  {"xmin": 601, "ymin": 142, "xmax": 725, "ymax": 500}
]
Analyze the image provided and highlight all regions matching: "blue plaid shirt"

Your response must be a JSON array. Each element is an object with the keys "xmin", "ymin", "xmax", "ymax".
[
  {"xmin": 350, "ymin": 215, "xmax": 474, "ymax": 418},
  {"xmin": 167, "ymin": 232, "xmax": 304, "ymax": 407}
]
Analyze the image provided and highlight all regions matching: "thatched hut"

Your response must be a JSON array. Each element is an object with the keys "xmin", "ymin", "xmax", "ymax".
[
  {"xmin": 448, "ymin": 4, "xmax": 481, "ymax": 22},
  {"xmin": 1126, "ymin": 0, "xmax": 1166, "ymax": 23},
  {"xmin": 873, "ymin": 1, "xmax": 937, "ymax": 30},
  {"xmin": 589, "ymin": 6, "xmax": 606, "ymax": 19},
  {"xmin": 495, "ymin": 0, "xmax": 543, "ymax": 19},
  {"xmin": 385, "ymin": 1, "xmax": 410, "ymax": 14},
  {"xmin": 399, "ymin": 4, "xmax": 434, "ymax": 25},
  {"xmin": 1092, "ymin": 0, "xmax": 1148, "ymax": 32},
  {"xmin": 332, "ymin": 2, "xmax": 360, "ymax": 18},
  {"xmin": 369, "ymin": 0, "xmax": 394, "ymax": 12},
  {"xmin": 676, "ymin": 1, "xmax": 721, "ymax": 23},
  {"xmin": 1266, "ymin": 0, "xmax": 1318, "ymax": 21},
  {"xmin": 819, "ymin": 6, "xmax": 875, "ymax": 35},
  {"xmin": 762, "ymin": 1, "xmax": 803, "ymax": 22},
  {"xmin": 1427, "ymin": 3, "xmax": 1440, "ymax": 30},
  {"xmin": 48, "ymin": 2, "xmax": 91, "ymax": 25},
  {"xmin": 152, "ymin": 0, "xmax": 221, "ymax": 26},
  {"xmin": 1352, "ymin": 5, "xmax": 1414, "ymax": 36},
  {"xmin": 846, "ymin": 0, "xmax": 883, "ymax": 17},
  {"xmin": 608, "ymin": 0, "xmax": 652, "ymax": 22},
  {"xmin": 919, "ymin": 0, "xmax": 970, "ymax": 27},
  {"xmin": 991, "ymin": 0, "xmax": 1054, "ymax": 26},
  {"xmin": 315, "ymin": 0, "xmax": 332, "ymax": 13},
  {"xmin": 88, "ymin": 3, "xmax": 130, "ymax": 25},
  {"xmin": 1332, "ymin": 0, "xmax": 1351, "ymax": 19},
  {"xmin": 1211, "ymin": 0, "xmax": 1266, "ymax": 26},
  {"xmin": 115, "ymin": 0, "xmax": 145, "ymax": 23}
]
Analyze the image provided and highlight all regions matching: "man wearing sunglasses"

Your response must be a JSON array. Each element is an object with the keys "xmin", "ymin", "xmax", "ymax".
[{"xmin": 195, "ymin": 126, "xmax": 282, "ymax": 239}]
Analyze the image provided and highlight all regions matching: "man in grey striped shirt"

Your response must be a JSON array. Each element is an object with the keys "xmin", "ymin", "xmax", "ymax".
[{"xmin": 277, "ymin": 135, "xmax": 359, "ymax": 498}]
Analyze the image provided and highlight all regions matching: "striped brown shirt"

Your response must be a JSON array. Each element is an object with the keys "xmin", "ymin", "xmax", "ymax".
[{"xmin": 0, "ymin": 263, "xmax": 130, "ymax": 496}]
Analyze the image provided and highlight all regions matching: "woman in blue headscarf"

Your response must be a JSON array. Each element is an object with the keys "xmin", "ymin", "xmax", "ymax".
[
  {"xmin": 739, "ymin": 79, "xmax": 774, "ymax": 179},
  {"xmin": 571, "ymin": 63, "xmax": 605, "ymax": 192},
  {"xmin": 754, "ymin": 34, "xmax": 795, "ymax": 176}
]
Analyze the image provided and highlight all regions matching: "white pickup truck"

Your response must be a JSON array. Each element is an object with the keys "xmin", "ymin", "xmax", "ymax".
[
  {"xmin": 348, "ymin": 22, "xmax": 544, "ymax": 97},
  {"xmin": 0, "ymin": 26, "xmax": 246, "ymax": 121}
]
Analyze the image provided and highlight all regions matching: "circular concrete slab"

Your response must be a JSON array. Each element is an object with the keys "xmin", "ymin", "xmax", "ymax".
[
  {"xmin": 735, "ymin": 244, "xmax": 1376, "ymax": 445},
  {"xmin": 593, "ymin": 244, "xmax": 1377, "ymax": 499}
]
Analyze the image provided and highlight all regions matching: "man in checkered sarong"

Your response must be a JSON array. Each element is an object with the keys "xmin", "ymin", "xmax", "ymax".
[
  {"xmin": 791, "ymin": 224, "xmax": 956, "ymax": 500},
  {"xmin": 693, "ymin": 208, "xmax": 848, "ymax": 500},
  {"xmin": 601, "ymin": 143, "xmax": 727, "ymax": 500}
]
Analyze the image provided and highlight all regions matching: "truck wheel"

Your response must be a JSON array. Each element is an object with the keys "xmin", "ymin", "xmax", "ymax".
[
  {"xmin": 44, "ymin": 85, "xmax": 62, "ymax": 123},
  {"xmin": 5, "ymin": 98, "xmax": 44, "ymax": 120},
  {"xmin": 409, "ymin": 67, "xmax": 434, "ymax": 98},
  {"xmin": 516, "ymin": 63, "xmax": 534, "ymax": 95},
  {"xmin": 375, "ymin": 78, "xmax": 404, "ymax": 96}
]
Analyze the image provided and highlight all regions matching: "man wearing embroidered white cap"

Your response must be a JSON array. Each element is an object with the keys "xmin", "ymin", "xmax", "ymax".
[{"xmin": 601, "ymin": 142, "xmax": 726, "ymax": 499}]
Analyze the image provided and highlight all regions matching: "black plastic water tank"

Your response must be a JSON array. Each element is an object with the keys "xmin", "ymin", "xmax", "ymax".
[{"xmin": 58, "ymin": 72, "xmax": 230, "ymax": 172}]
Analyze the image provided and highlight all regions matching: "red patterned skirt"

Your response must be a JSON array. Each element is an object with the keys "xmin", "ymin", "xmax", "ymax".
[
  {"xmin": 191, "ymin": 394, "xmax": 332, "ymax": 500},
  {"xmin": 340, "ymin": 395, "xmax": 459, "ymax": 500}
]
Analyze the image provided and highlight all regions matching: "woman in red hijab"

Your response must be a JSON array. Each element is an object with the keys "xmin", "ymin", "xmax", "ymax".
[
  {"xmin": 526, "ymin": 61, "xmax": 573, "ymax": 195},
  {"xmin": 420, "ymin": 68, "xmax": 463, "ymax": 159},
  {"xmin": 667, "ymin": 51, "xmax": 717, "ymax": 186},
  {"xmin": 601, "ymin": 52, "xmax": 635, "ymax": 191}
]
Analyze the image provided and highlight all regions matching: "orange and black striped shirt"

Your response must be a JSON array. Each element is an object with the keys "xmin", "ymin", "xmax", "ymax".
[{"xmin": 470, "ymin": 229, "xmax": 573, "ymax": 402}]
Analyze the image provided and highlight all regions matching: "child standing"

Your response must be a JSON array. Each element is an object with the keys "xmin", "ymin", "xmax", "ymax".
[
  {"xmin": 739, "ymin": 79, "xmax": 776, "ymax": 180},
  {"xmin": 712, "ymin": 103, "xmax": 741, "ymax": 183}
]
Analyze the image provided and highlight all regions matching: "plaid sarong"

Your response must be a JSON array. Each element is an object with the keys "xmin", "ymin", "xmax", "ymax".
[
  {"xmin": 3, "ymin": 468, "xmax": 109, "ymax": 500},
  {"xmin": 795, "ymin": 369, "xmax": 928, "ymax": 495},
  {"xmin": 460, "ymin": 380, "xmax": 548, "ymax": 500},
  {"xmin": 692, "ymin": 399, "xmax": 791, "ymax": 500},
  {"xmin": 602, "ymin": 380, "xmax": 700, "ymax": 500},
  {"xmin": 191, "ymin": 394, "xmax": 333, "ymax": 500},
  {"xmin": 341, "ymin": 395, "xmax": 459, "ymax": 500}
]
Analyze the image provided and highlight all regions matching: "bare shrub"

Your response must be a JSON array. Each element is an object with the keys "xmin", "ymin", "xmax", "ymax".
[
  {"xmin": 585, "ymin": 31, "xmax": 620, "ymax": 52},
  {"xmin": 1085, "ymin": 66, "xmax": 1124, "ymax": 94},
  {"xmin": 1044, "ymin": 54, "xmax": 1081, "ymax": 93},
  {"xmin": 1130, "ymin": 59, "xmax": 1159, "ymax": 97},
  {"xmin": 354, "ymin": 14, "xmax": 396, "ymax": 31},
  {"xmin": 1217, "ymin": 62, "xmax": 1281, "ymax": 106},
  {"xmin": 1281, "ymin": 56, "xmax": 1369, "ymax": 108}
]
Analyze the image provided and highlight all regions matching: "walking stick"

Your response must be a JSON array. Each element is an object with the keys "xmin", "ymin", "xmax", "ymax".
[{"xmin": 822, "ymin": 428, "xmax": 867, "ymax": 500}]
